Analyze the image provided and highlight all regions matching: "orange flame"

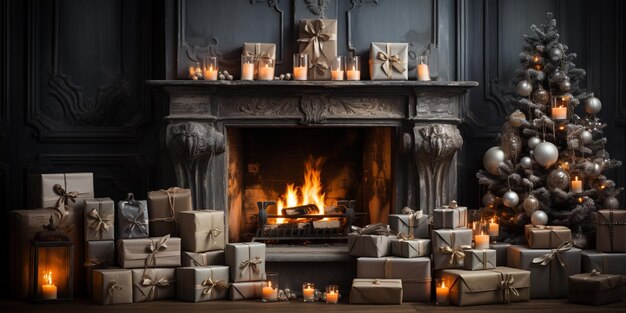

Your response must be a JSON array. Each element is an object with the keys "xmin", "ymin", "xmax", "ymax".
[
  {"xmin": 43, "ymin": 270, "xmax": 53, "ymax": 285},
  {"xmin": 275, "ymin": 156, "xmax": 326, "ymax": 223}
]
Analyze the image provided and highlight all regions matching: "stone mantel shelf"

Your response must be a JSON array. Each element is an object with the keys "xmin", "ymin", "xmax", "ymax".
[{"xmin": 148, "ymin": 79, "xmax": 478, "ymax": 88}]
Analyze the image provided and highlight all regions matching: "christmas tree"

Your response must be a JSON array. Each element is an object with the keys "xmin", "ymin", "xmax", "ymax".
[{"xmin": 476, "ymin": 12, "xmax": 623, "ymax": 245}]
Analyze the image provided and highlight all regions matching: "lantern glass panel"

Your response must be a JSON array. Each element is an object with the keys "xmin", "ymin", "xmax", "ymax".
[{"xmin": 31, "ymin": 241, "xmax": 73, "ymax": 302}]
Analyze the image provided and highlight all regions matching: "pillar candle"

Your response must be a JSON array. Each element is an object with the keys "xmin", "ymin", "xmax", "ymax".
[
  {"xmin": 258, "ymin": 64, "xmax": 275, "ymax": 80},
  {"xmin": 346, "ymin": 68, "xmax": 360, "ymax": 81},
  {"xmin": 325, "ymin": 290, "xmax": 339, "ymax": 304},
  {"xmin": 204, "ymin": 65, "xmax": 218, "ymax": 81},
  {"xmin": 331, "ymin": 70, "xmax": 344, "ymax": 81},
  {"xmin": 436, "ymin": 281, "xmax": 449, "ymax": 305},
  {"xmin": 571, "ymin": 176, "xmax": 583, "ymax": 193},
  {"xmin": 294, "ymin": 66, "xmax": 308, "ymax": 80},
  {"xmin": 241, "ymin": 63, "xmax": 255, "ymax": 80},
  {"xmin": 488, "ymin": 219, "xmax": 499, "ymax": 237},
  {"xmin": 303, "ymin": 285, "xmax": 315, "ymax": 301},
  {"xmin": 417, "ymin": 63, "xmax": 431, "ymax": 81},
  {"xmin": 552, "ymin": 106, "xmax": 567, "ymax": 120},
  {"xmin": 262, "ymin": 281, "xmax": 277, "ymax": 302},
  {"xmin": 475, "ymin": 232, "xmax": 490, "ymax": 249}
]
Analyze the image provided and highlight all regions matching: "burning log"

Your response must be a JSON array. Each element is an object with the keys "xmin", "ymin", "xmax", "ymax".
[
  {"xmin": 312, "ymin": 220, "xmax": 341, "ymax": 230},
  {"xmin": 281, "ymin": 204, "xmax": 319, "ymax": 216}
]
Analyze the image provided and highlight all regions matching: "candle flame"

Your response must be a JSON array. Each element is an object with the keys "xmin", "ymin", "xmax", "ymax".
[
  {"xmin": 480, "ymin": 231, "xmax": 484, "ymax": 235},
  {"xmin": 575, "ymin": 176, "xmax": 579, "ymax": 181},
  {"xmin": 268, "ymin": 281, "xmax": 272, "ymax": 288},
  {"xmin": 43, "ymin": 270, "xmax": 52, "ymax": 285},
  {"xmin": 490, "ymin": 218, "xmax": 494, "ymax": 224},
  {"xmin": 441, "ymin": 281, "xmax": 446, "ymax": 288}
]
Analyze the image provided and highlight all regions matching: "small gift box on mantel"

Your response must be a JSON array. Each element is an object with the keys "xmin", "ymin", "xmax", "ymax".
[
  {"xmin": 369, "ymin": 42, "xmax": 409, "ymax": 80},
  {"xmin": 297, "ymin": 19, "xmax": 337, "ymax": 80},
  {"xmin": 84, "ymin": 198, "xmax": 115, "ymax": 241},
  {"xmin": 177, "ymin": 266, "xmax": 230, "ymax": 302},
  {"xmin": 349, "ymin": 278, "xmax": 403, "ymax": 304},
  {"xmin": 524, "ymin": 224, "xmax": 572, "ymax": 249},
  {"xmin": 569, "ymin": 271, "xmax": 624, "ymax": 306},
  {"xmin": 178, "ymin": 210, "xmax": 225, "ymax": 252},
  {"xmin": 388, "ymin": 207, "xmax": 429, "ymax": 239},
  {"xmin": 595, "ymin": 210, "xmax": 626, "ymax": 252},
  {"xmin": 225, "ymin": 242, "xmax": 266, "ymax": 282},
  {"xmin": 348, "ymin": 224, "xmax": 395, "ymax": 258},
  {"xmin": 242, "ymin": 42, "xmax": 276, "ymax": 79},
  {"xmin": 441, "ymin": 267, "xmax": 531, "ymax": 306},
  {"xmin": 147, "ymin": 187, "xmax": 193, "ymax": 237},
  {"xmin": 92, "ymin": 269, "xmax": 133, "ymax": 305},
  {"xmin": 432, "ymin": 228, "xmax": 472, "ymax": 270},
  {"xmin": 118, "ymin": 235, "xmax": 181, "ymax": 269},
  {"xmin": 117, "ymin": 193, "xmax": 149, "ymax": 239},
  {"xmin": 182, "ymin": 250, "xmax": 225, "ymax": 267},
  {"xmin": 131, "ymin": 268, "xmax": 176, "ymax": 303},
  {"xmin": 432, "ymin": 200, "xmax": 468, "ymax": 230}
]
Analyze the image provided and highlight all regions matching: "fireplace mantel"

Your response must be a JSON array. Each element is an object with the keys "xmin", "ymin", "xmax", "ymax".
[{"xmin": 150, "ymin": 80, "xmax": 478, "ymax": 239}]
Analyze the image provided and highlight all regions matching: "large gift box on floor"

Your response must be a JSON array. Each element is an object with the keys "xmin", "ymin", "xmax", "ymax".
[
  {"xmin": 581, "ymin": 250, "xmax": 626, "ymax": 296},
  {"xmin": 390, "ymin": 238, "xmax": 430, "ymax": 258},
  {"xmin": 147, "ymin": 187, "xmax": 193, "ymax": 237},
  {"xmin": 297, "ymin": 19, "xmax": 337, "ymax": 80},
  {"xmin": 463, "ymin": 249, "xmax": 496, "ymax": 271},
  {"xmin": 349, "ymin": 278, "xmax": 403, "ymax": 304},
  {"xmin": 225, "ymin": 242, "xmax": 265, "ymax": 282},
  {"xmin": 441, "ymin": 267, "xmax": 530, "ymax": 306},
  {"xmin": 230, "ymin": 281, "xmax": 264, "ymax": 300},
  {"xmin": 524, "ymin": 224, "xmax": 571, "ymax": 249},
  {"xmin": 369, "ymin": 42, "xmax": 409, "ymax": 80},
  {"xmin": 177, "ymin": 266, "xmax": 230, "ymax": 302},
  {"xmin": 131, "ymin": 268, "xmax": 176, "ymax": 302},
  {"xmin": 388, "ymin": 211, "xmax": 429, "ymax": 239},
  {"xmin": 432, "ymin": 229, "xmax": 472, "ymax": 270},
  {"xmin": 178, "ymin": 210, "xmax": 225, "ymax": 252},
  {"xmin": 182, "ymin": 250, "xmax": 225, "ymax": 267},
  {"xmin": 85, "ymin": 240, "xmax": 115, "ymax": 295},
  {"xmin": 356, "ymin": 257, "xmax": 431, "ymax": 302},
  {"xmin": 84, "ymin": 198, "xmax": 115, "ymax": 241},
  {"xmin": 569, "ymin": 271, "xmax": 624, "ymax": 306},
  {"xmin": 507, "ymin": 243, "xmax": 581, "ymax": 298},
  {"xmin": 348, "ymin": 224, "xmax": 394, "ymax": 258},
  {"xmin": 432, "ymin": 203, "xmax": 468, "ymax": 229},
  {"xmin": 117, "ymin": 194, "xmax": 149, "ymax": 239},
  {"xmin": 118, "ymin": 235, "xmax": 181, "ymax": 269},
  {"xmin": 595, "ymin": 210, "xmax": 626, "ymax": 252},
  {"xmin": 93, "ymin": 269, "xmax": 133, "ymax": 305}
]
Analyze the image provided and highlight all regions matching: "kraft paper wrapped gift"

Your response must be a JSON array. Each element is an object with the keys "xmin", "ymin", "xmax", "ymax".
[
  {"xmin": 569, "ymin": 271, "xmax": 623, "ymax": 306},
  {"xmin": 390, "ymin": 238, "xmax": 431, "ymax": 258},
  {"xmin": 595, "ymin": 210, "xmax": 626, "ymax": 252},
  {"xmin": 131, "ymin": 268, "xmax": 176, "ymax": 302},
  {"xmin": 581, "ymin": 250, "xmax": 626, "ymax": 296},
  {"xmin": 243, "ymin": 42, "xmax": 276, "ymax": 79},
  {"xmin": 356, "ymin": 257, "xmax": 431, "ymax": 302},
  {"xmin": 490, "ymin": 243, "xmax": 511, "ymax": 266},
  {"xmin": 85, "ymin": 240, "xmax": 115, "ymax": 295},
  {"xmin": 182, "ymin": 250, "xmax": 225, "ymax": 267},
  {"xmin": 230, "ymin": 281, "xmax": 264, "ymax": 300},
  {"xmin": 84, "ymin": 198, "xmax": 115, "ymax": 241},
  {"xmin": 369, "ymin": 42, "xmax": 409, "ymax": 80},
  {"xmin": 388, "ymin": 210, "xmax": 429, "ymax": 239},
  {"xmin": 441, "ymin": 267, "xmax": 530, "ymax": 306},
  {"xmin": 463, "ymin": 249, "xmax": 497, "ymax": 271},
  {"xmin": 176, "ymin": 266, "xmax": 229, "ymax": 302},
  {"xmin": 178, "ymin": 210, "xmax": 225, "ymax": 252},
  {"xmin": 147, "ymin": 187, "xmax": 193, "ymax": 237},
  {"xmin": 432, "ymin": 228, "xmax": 472, "ymax": 270},
  {"xmin": 349, "ymin": 279, "xmax": 403, "ymax": 304},
  {"xmin": 92, "ymin": 269, "xmax": 133, "ymax": 305},
  {"xmin": 297, "ymin": 19, "xmax": 337, "ymax": 80},
  {"xmin": 432, "ymin": 202, "xmax": 468, "ymax": 229},
  {"xmin": 507, "ymin": 243, "xmax": 581, "ymax": 299},
  {"xmin": 348, "ymin": 224, "xmax": 394, "ymax": 258},
  {"xmin": 225, "ymin": 242, "xmax": 266, "ymax": 282},
  {"xmin": 524, "ymin": 224, "xmax": 572, "ymax": 249},
  {"xmin": 118, "ymin": 235, "xmax": 181, "ymax": 269},
  {"xmin": 117, "ymin": 194, "xmax": 149, "ymax": 239}
]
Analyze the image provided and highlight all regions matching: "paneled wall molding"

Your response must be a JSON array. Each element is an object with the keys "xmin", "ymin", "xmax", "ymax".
[
  {"xmin": 614, "ymin": 0, "xmax": 625, "ymax": 127},
  {"xmin": 0, "ymin": 0, "xmax": 7, "ymax": 129},
  {"xmin": 304, "ymin": 0, "xmax": 331, "ymax": 18}
]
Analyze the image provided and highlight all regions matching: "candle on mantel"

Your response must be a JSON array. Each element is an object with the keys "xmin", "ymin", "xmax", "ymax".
[
  {"xmin": 346, "ymin": 66, "xmax": 360, "ymax": 81},
  {"xmin": 326, "ymin": 290, "xmax": 339, "ymax": 304},
  {"xmin": 331, "ymin": 70, "xmax": 344, "ymax": 81},
  {"xmin": 262, "ymin": 281, "xmax": 277, "ymax": 302},
  {"xmin": 293, "ymin": 66, "xmax": 308, "ymax": 81},
  {"xmin": 552, "ymin": 106, "xmax": 567, "ymax": 120},
  {"xmin": 571, "ymin": 176, "xmax": 583, "ymax": 194},
  {"xmin": 258, "ymin": 64, "xmax": 275, "ymax": 80},
  {"xmin": 303, "ymin": 283, "xmax": 315, "ymax": 302},
  {"xmin": 204, "ymin": 65, "xmax": 218, "ymax": 81},
  {"xmin": 435, "ymin": 280, "xmax": 449, "ymax": 305},
  {"xmin": 489, "ymin": 218, "xmax": 499, "ymax": 237},
  {"xmin": 475, "ymin": 231, "xmax": 490, "ymax": 249},
  {"xmin": 417, "ymin": 63, "xmax": 430, "ymax": 81},
  {"xmin": 41, "ymin": 270, "xmax": 57, "ymax": 300},
  {"xmin": 241, "ymin": 63, "xmax": 255, "ymax": 81}
]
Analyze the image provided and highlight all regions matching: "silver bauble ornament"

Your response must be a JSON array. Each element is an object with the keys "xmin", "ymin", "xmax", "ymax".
[
  {"xmin": 580, "ymin": 130, "xmax": 593, "ymax": 144},
  {"xmin": 559, "ymin": 80, "xmax": 571, "ymax": 93},
  {"xmin": 516, "ymin": 80, "xmax": 533, "ymax": 97},
  {"xmin": 502, "ymin": 190, "xmax": 520, "ymax": 207},
  {"xmin": 550, "ymin": 47, "xmax": 564, "ymax": 61},
  {"xmin": 584, "ymin": 97, "xmax": 602, "ymax": 114},
  {"xmin": 552, "ymin": 69, "xmax": 565, "ymax": 81},
  {"xmin": 547, "ymin": 168, "xmax": 571, "ymax": 189},
  {"xmin": 483, "ymin": 146, "xmax": 507, "ymax": 175},
  {"xmin": 509, "ymin": 110, "xmax": 526, "ymax": 127},
  {"xmin": 604, "ymin": 197, "xmax": 620, "ymax": 210},
  {"xmin": 482, "ymin": 192, "xmax": 496, "ymax": 207},
  {"xmin": 592, "ymin": 163, "xmax": 602, "ymax": 176},
  {"xmin": 523, "ymin": 195, "xmax": 540, "ymax": 216},
  {"xmin": 531, "ymin": 210, "xmax": 549, "ymax": 226},
  {"xmin": 520, "ymin": 156, "xmax": 533, "ymax": 169},
  {"xmin": 532, "ymin": 86, "xmax": 550, "ymax": 105},
  {"xmin": 528, "ymin": 136, "xmax": 541, "ymax": 149},
  {"xmin": 533, "ymin": 141, "xmax": 559, "ymax": 167},
  {"xmin": 502, "ymin": 133, "xmax": 523, "ymax": 161}
]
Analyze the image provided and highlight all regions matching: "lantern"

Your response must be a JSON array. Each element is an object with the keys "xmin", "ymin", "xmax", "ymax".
[
  {"xmin": 550, "ymin": 95, "xmax": 569, "ymax": 120},
  {"xmin": 30, "ymin": 216, "xmax": 73, "ymax": 302}
]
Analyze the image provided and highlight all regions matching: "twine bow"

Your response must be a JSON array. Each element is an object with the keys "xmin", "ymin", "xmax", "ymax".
[
  {"xmin": 53, "ymin": 184, "xmax": 79, "ymax": 217},
  {"xmin": 297, "ymin": 19, "xmax": 335, "ymax": 60},
  {"xmin": 309, "ymin": 58, "xmax": 329, "ymax": 77},
  {"xmin": 532, "ymin": 241, "xmax": 572, "ymax": 267},
  {"xmin": 122, "ymin": 193, "xmax": 149, "ymax": 238},
  {"xmin": 439, "ymin": 245, "xmax": 470, "ymax": 265},
  {"xmin": 244, "ymin": 43, "xmax": 273, "ymax": 67},
  {"xmin": 352, "ymin": 223, "xmax": 391, "ymax": 236},
  {"xmin": 107, "ymin": 280, "xmax": 122, "ymax": 304},
  {"xmin": 145, "ymin": 235, "xmax": 169, "ymax": 269},
  {"xmin": 150, "ymin": 187, "xmax": 184, "ymax": 224},
  {"xmin": 372, "ymin": 279, "xmax": 381, "ymax": 285},
  {"xmin": 84, "ymin": 257, "xmax": 108, "ymax": 267},
  {"xmin": 201, "ymin": 276, "xmax": 228, "ymax": 297},
  {"xmin": 140, "ymin": 276, "xmax": 170, "ymax": 301},
  {"xmin": 209, "ymin": 227, "xmax": 222, "ymax": 245},
  {"xmin": 376, "ymin": 43, "xmax": 406, "ymax": 79},
  {"xmin": 500, "ymin": 274, "xmax": 519, "ymax": 304},
  {"xmin": 87, "ymin": 207, "xmax": 113, "ymax": 239},
  {"xmin": 239, "ymin": 256, "xmax": 263, "ymax": 277},
  {"xmin": 589, "ymin": 269, "xmax": 601, "ymax": 276}
]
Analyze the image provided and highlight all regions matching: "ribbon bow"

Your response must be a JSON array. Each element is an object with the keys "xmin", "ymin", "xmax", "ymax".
[
  {"xmin": 239, "ymin": 256, "xmax": 263, "ymax": 277},
  {"xmin": 309, "ymin": 58, "xmax": 329, "ymax": 76},
  {"xmin": 84, "ymin": 257, "xmax": 108, "ymax": 267},
  {"xmin": 209, "ymin": 227, "xmax": 222, "ymax": 245},
  {"xmin": 532, "ymin": 241, "xmax": 572, "ymax": 267},
  {"xmin": 244, "ymin": 43, "xmax": 273, "ymax": 65},
  {"xmin": 439, "ymin": 245, "xmax": 470, "ymax": 265},
  {"xmin": 500, "ymin": 274, "xmax": 519, "ymax": 304},
  {"xmin": 376, "ymin": 43, "xmax": 406, "ymax": 79},
  {"xmin": 122, "ymin": 197, "xmax": 149, "ymax": 238},
  {"xmin": 352, "ymin": 223, "xmax": 391, "ymax": 236},
  {"xmin": 590, "ymin": 269, "xmax": 601, "ymax": 276},
  {"xmin": 107, "ymin": 280, "xmax": 122, "ymax": 304},
  {"xmin": 88, "ymin": 207, "xmax": 113, "ymax": 239},
  {"xmin": 201, "ymin": 277, "xmax": 229, "ymax": 297},
  {"xmin": 140, "ymin": 276, "xmax": 170, "ymax": 301},
  {"xmin": 145, "ymin": 235, "xmax": 169, "ymax": 269},
  {"xmin": 53, "ymin": 184, "xmax": 79, "ymax": 217},
  {"xmin": 372, "ymin": 279, "xmax": 381, "ymax": 285},
  {"xmin": 297, "ymin": 19, "xmax": 335, "ymax": 60}
]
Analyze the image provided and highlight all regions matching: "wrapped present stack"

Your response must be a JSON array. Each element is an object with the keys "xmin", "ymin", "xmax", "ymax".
[
  {"xmin": 83, "ymin": 197, "xmax": 115, "ymax": 296},
  {"xmin": 297, "ymin": 19, "xmax": 337, "ymax": 80},
  {"xmin": 225, "ymin": 242, "xmax": 266, "ymax": 300}
]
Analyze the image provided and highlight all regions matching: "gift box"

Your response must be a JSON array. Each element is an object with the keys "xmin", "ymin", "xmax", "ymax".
[
  {"xmin": 131, "ymin": 268, "xmax": 176, "ymax": 302},
  {"xmin": 524, "ymin": 224, "xmax": 572, "ymax": 249},
  {"xmin": 92, "ymin": 269, "xmax": 133, "ymax": 305},
  {"xmin": 30, "ymin": 172, "xmax": 94, "ymax": 210},
  {"xmin": 388, "ymin": 211, "xmax": 429, "ymax": 239},
  {"xmin": 507, "ymin": 243, "xmax": 581, "ymax": 298},
  {"xmin": 178, "ymin": 210, "xmax": 225, "ymax": 252},
  {"xmin": 225, "ymin": 242, "xmax": 266, "ymax": 282},
  {"xmin": 356, "ymin": 257, "xmax": 431, "ymax": 302},
  {"xmin": 177, "ymin": 266, "xmax": 230, "ymax": 302},
  {"xmin": 596, "ymin": 210, "xmax": 626, "ymax": 252},
  {"xmin": 369, "ymin": 42, "xmax": 409, "ymax": 80},
  {"xmin": 243, "ymin": 42, "xmax": 276, "ymax": 79},
  {"xmin": 230, "ymin": 281, "xmax": 264, "ymax": 300},
  {"xmin": 441, "ymin": 267, "xmax": 530, "ymax": 306},
  {"xmin": 490, "ymin": 243, "xmax": 511, "ymax": 266},
  {"xmin": 147, "ymin": 187, "xmax": 193, "ymax": 237},
  {"xmin": 390, "ymin": 238, "xmax": 431, "ymax": 258},
  {"xmin": 349, "ymin": 278, "xmax": 403, "ymax": 304},
  {"xmin": 182, "ymin": 250, "xmax": 225, "ymax": 267},
  {"xmin": 117, "ymin": 194, "xmax": 149, "ymax": 239},
  {"xmin": 297, "ymin": 19, "xmax": 337, "ymax": 80},
  {"xmin": 432, "ymin": 229, "xmax": 472, "ymax": 270},
  {"xmin": 84, "ymin": 198, "xmax": 115, "ymax": 241},
  {"xmin": 569, "ymin": 271, "xmax": 623, "ymax": 305},
  {"xmin": 348, "ymin": 224, "xmax": 394, "ymax": 258},
  {"xmin": 463, "ymin": 249, "xmax": 497, "ymax": 271},
  {"xmin": 85, "ymin": 240, "xmax": 115, "ymax": 295},
  {"xmin": 118, "ymin": 235, "xmax": 181, "ymax": 269},
  {"xmin": 581, "ymin": 250, "xmax": 626, "ymax": 296},
  {"xmin": 432, "ymin": 203, "xmax": 468, "ymax": 229}
]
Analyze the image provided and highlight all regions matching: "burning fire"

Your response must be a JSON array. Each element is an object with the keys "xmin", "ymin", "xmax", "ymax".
[
  {"xmin": 43, "ymin": 270, "xmax": 53, "ymax": 285},
  {"xmin": 275, "ymin": 156, "xmax": 326, "ymax": 223}
]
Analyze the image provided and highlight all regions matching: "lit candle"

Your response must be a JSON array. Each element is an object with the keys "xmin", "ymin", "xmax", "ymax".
[
  {"xmin": 552, "ymin": 106, "xmax": 567, "ymax": 120},
  {"xmin": 262, "ymin": 281, "xmax": 277, "ymax": 302},
  {"xmin": 41, "ymin": 270, "xmax": 57, "ymax": 300},
  {"xmin": 303, "ymin": 283, "xmax": 315, "ymax": 302},
  {"xmin": 346, "ymin": 66, "xmax": 360, "ymax": 81},
  {"xmin": 325, "ymin": 290, "xmax": 338, "ymax": 304},
  {"xmin": 331, "ymin": 70, "xmax": 344, "ymax": 81},
  {"xmin": 475, "ymin": 231, "xmax": 490, "ymax": 249},
  {"xmin": 417, "ymin": 63, "xmax": 430, "ymax": 81},
  {"xmin": 571, "ymin": 176, "xmax": 583, "ymax": 193},
  {"xmin": 489, "ymin": 218, "xmax": 499, "ymax": 237},
  {"xmin": 204, "ymin": 65, "xmax": 218, "ymax": 81},
  {"xmin": 294, "ymin": 66, "xmax": 308, "ymax": 80},
  {"xmin": 241, "ymin": 63, "xmax": 255, "ymax": 81},
  {"xmin": 435, "ymin": 280, "xmax": 449, "ymax": 305},
  {"xmin": 258, "ymin": 64, "xmax": 275, "ymax": 80}
]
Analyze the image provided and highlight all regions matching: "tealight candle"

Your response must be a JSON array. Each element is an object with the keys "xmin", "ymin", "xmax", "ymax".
[
  {"xmin": 325, "ymin": 285, "xmax": 339, "ymax": 304},
  {"xmin": 203, "ymin": 56, "xmax": 218, "ymax": 81},
  {"xmin": 475, "ymin": 231, "xmax": 490, "ymax": 249},
  {"xmin": 417, "ymin": 55, "xmax": 431, "ymax": 81},
  {"xmin": 571, "ymin": 176, "xmax": 583, "ymax": 194},
  {"xmin": 345, "ymin": 56, "xmax": 360, "ymax": 81},
  {"xmin": 435, "ymin": 279, "xmax": 449, "ymax": 305},
  {"xmin": 241, "ymin": 55, "xmax": 255, "ymax": 80},
  {"xmin": 41, "ymin": 270, "xmax": 57, "ymax": 300},
  {"xmin": 293, "ymin": 54, "xmax": 309, "ymax": 80},
  {"xmin": 262, "ymin": 272, "xmax": 279, "ymax": 302},
  {"xmin": 331, "ymin": 56, "xmax": 344, "ymax": 81},
  {"xmin": 551, "ymin": 106, "xmax": 567, "ymax": 120},
  {"xmin": 488, "ymin": 218, "xmax": 499, "ymax": 237},
  {"xmin": 258, "ymin": 58, "xmax": 275, "ymax": 81},
  {"xmin": 551, "ymin": 95, "xmax": 569, "ymax": 120},
  {"xmin": 303, "ymin": 282, "xmax": 315, "ymax": 302}
]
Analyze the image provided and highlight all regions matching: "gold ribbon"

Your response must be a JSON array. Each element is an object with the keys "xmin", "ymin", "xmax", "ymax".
[
  {"xmin": 589, "ymin": 269, "xmax": 601, "ymax": 277},
  {"xmin": 439, "ymin": 245, "xmax": 470, "ymax": 265},
  {"xmin": 239, "ymin": 256, "xmax": 263, "ymax": 278},
  {"xmin": 121, "ymin": 199, "xmax": 149, "ymax": 238},
  {"xmin": 352, "ymin": 223, "xmax": 391, "ymax": 236},
  {"xmin": 145, "ymin": 235, "xmax": 170, "ymax": 269},
  {"xmin": 309, "ymin": 58, "xmax": 329, "ymax": 77},
  {"xmin": 499, "ymin": 273, "xmax": 519, "ymax": 304},
  {"xmin": 208, "ymin": 227, "xmax": 222, "ymax": 246},
  {"xmin": 53, "ymin": 184, "xmax": 79, "ymax": 218},
  {"xmin": 87, "ymin": 205, "xmax": 113, "ymax": 240},
  {"xmin": 376, "ymin": 43, "xmax": 406, "ymax": 79},
  {"xmin": 150, "ymin": 187, "xmax": 184, "ymax": 224},
  {"xmin": 297, "ymin": 19, "xmax": 336, "ymax": 60},
  {"xmin": 532, "ymin": 241, "xmax": 572, "ymax": 267},
  {"xmin": 483, "ymin": 250, "xmax": 488, "ymax": 270},
  {"xmin": 84, "ymin": 257, "xmax": 108, "ymax": 268},
  {"xmin": 244, "ymin": 43, "xmax": 273, "ymax": 67},
  {"xmin": 139, "ymin": 275, "xmax": 171, "ymax": 301},
  {"xmin": 200, "ymin": 273, "xmax": 228, "ymax": 298},
  {"xmin": 106, "ymin": 280, "xmax": 122, "ymax": 304}
]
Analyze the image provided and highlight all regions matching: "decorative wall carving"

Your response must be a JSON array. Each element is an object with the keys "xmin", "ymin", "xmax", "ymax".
[
  {"xmin": 229, "ymin": 97, "xmax": 298, "ymax": 116},
  {"xmin": 305, "ymin": 0, "xmax": 330, "ymax": 18},
  {"xmin": 299, "ymin": 95, "xmax": 328, "ymax": 124},
  {"xmin": 414, "ymin": 92, "xmax": 458, "ymax": 118}
]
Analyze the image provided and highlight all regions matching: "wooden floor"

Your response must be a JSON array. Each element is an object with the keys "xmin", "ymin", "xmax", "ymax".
[{"xmin": 1, "ymin": 298, "xmax": 625, "ymax": 313}]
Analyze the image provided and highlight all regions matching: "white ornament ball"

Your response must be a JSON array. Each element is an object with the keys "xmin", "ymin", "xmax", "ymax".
[
  {"xmin": 533, "ymin": 141, "xmax": 559, "ymax": 167},
  {"xmin": 592, "ymin": 163, "xmax": 602, "ymax": 176},
  {"xmin": 502, "ymin": 190, "xmax": 520, "ymax": 207},
  {"xmin": 483, "ymin": 146, "xmax": 507, "ymax": 175},
  {"xmin": 520, "ymin": 156, "xmax": 533, "ymax": 169},
  {"xmin": 531, "ymin": 210, "xmax": 549, "ymax": 226},
  {"xmin": 523, "ymin": 195, "xmax": 540, "ymax": 216},
  {"xmin": 516, "ymin": 80, "xmax": 533, "ymax": 97},
  {"xmin": 482, "ymin": 192, "xmax": 496, "ymax": 207},
  {"xmin": 550, "ymin": 47, "xmax": 564, "ymax": 61},
  {"xmin": 580, "ymin": 130, "xmax": 593, "ymax": 144},
  {"xmin": 584, "ymin": 97, "xmax": 602, "ymax": 114},
  {"xmin": 528, "ymin": 136, "xmax": 541, "ymax": 149},
  {"xmin": 509, "ymin": 110, "xmax": 526, "ymax": 127},
  {"xmin": 604, "ymin": 197, "xmax": 620, "ymax": 210}
]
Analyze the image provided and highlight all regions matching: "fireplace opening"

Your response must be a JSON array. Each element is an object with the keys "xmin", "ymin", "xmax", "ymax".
[{"xmin": 227, "ymin": 127, "xmax": 394, "ymax": 242}]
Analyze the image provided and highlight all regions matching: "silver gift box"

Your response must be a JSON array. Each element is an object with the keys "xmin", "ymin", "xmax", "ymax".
[
  {"xmin": 182, "ymin": 250, "xmax": 225, "ymax": 267},
  {"xmin": 225, "ymin": 242, "xmax": 266, "ymax": 282},
  {"xmin": 230, "ymin": 281, "xmax": 264, "ymax": 300},
  {"xmin": 85, "ymin": 240, "xmax": 115, "ymax": 296},
  {"xmin": 177, "ymin": 210, "xmax": 225, "ymax": 252},
  {"xmin": 349, "ymin": 278, "xmax": 403, "ymax": 304},
  {"xmin": 388, "ymin": 213, "xmax": 430, "ymax": 239},
  {"xmin": 348, "ymin": 232, "xmax": 393, "ymax": 258},
  {"xmin": 432, "ymin": 206, "xmax": 468, "ymax": 230},
  {"xmin": 131, "ymin": 268, "xmax": 176, "ymax": 302},
  {"xmin": 93, "ymin": 269, "xmax": 133, "ymax": 305},
  {"xmin": 118, "ymin": 236, "xmax": 181, "ymax": 269},
  {"xmin": 84, "ymin": 198, "xmax": 115, "ymax": 241},
  {"xmin": 432, "ymin": 229, "xmax": 472, "ymax": 270},
  {"xmin": 356, "ymin": 256, "xmax": 431, "ymax": 302},
  {"xmin": 390, "ymin": 238, "xmax": 431, "ymax": 258},
  {"xmin": 369, "ymin": 42, "xmax": 409, "ymax": 80},
  {"xmin": 463, "ymin": 248, "xmax": 497, "ymax": 271},
  {"xmin": 176, "ymin": 266, "xmax": 230, "ymax": 302},
  {"xmin": 117, "ymin": 197, "xmax": 149, "ymax": 239}
]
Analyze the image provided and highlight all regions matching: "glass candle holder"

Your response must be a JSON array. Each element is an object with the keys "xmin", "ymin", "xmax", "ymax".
[
  {"xmin": 293, "ymin": 53, "xmax": 309, "ymax": 81},
  {"xmin": 417, "ymin": 55, "xmax": 431, "ymax": 81},
  {"xmin": 570, "ymin": 169, "xmax": 583, "ymax": 194},
  {"xmin": 203, "ymin": 56, "xmax": 218, "ymax": 81},
  {"xmin": 345, "ymin": 56, "xmax": 360, "ymax": 81},
  {"xmin": 331, "ymin": 56, "xmax": 344, "ymax": 81},
  {"xmin": 188, "ymin": 61, "xmax": 203, "ymax": 80},
  {"xmin": 325, "ymin": 285, "xmax": 339, "ymax": 304},
  {"xmin": 258, "ymin": 57, "xmax": 275, "ymax": 81},
  {"xmin": 302, "ymin": 282, "xmax": 315, "ymax": 302},
  {"xmin": 435, "ymin": 278, "xmax": 449, "ymax": 305},
  {"xmin": 474, "ymin": 227, "xmax": 490, "ymax": 249},
  {"xmin": 262, "ymin": 272, "xmax": 279, "ymax": 302},
  {"xmin": 241, "ymin": 55, "xmax": 256, "ymax": 81},
  {"xmin": 551, "ymin": 95, "xmax": 569, "ymax": 120},
  {"xmin": 488, "ymin": 216, "xmax": 499, "ymax": 243}
]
